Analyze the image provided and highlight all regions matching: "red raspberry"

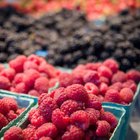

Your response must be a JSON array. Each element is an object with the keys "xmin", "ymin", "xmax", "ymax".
[
  {"xmin": 7, "ymin": 110, "xmax": 18, "ymax": 121},
  {"xmin": 15, "ymin": 82, "xmax": 29, "ymax": 94},
  {"xmin": 99, "ymin": 76, "xmax": 109, "ymax": 85},
  {"xmin": 111, "ymin": 71, "xmax": 127, "ymax": 83},
  {"xmin": 62, "ymin": 125, "xmax": 84, "ymax": 140},
  {"xmin": 59, "ymin": 73, "xmax": 73, "ymax": 87},
  {"xmin": 52, "ymin": 109, "xmax": 70, "ymax": 129},
  {"xmin": 0, "ymin": 68, "xmax": 15, "ymax": 82},
  {"xmin": 86, "ymin": 94, "xmax": 102, "ymax": 110},
  {"xmin": 22, "ymin": 127, "xmax": 35, "ymax": 140},
  {"xmin": 66, "ymin": 84, "xmax": 89, "ymax": 103},
  {"xmin": 0, "ymin": 99, "xmax": 10, "ymax": 115},
  {"xmin": 53, "ymin": 87, "xmax": 68, "ymax": 106},
  {"xmin": 24, "ymin": 69, "xmax": 40, "ymax": 89},
  {"xmin": 101, "ymin": 111, "xmax": 118, "ymax": 131},
  {"xmin": 103, "ymin": 59, "xmax": 119, "ymax": 73},
  {"xmin": 84, "ymin": 82, "xmax": 99, "ymax": 95},
  {"xmin": 109, "ymin": 82, "xmax": 123, "ymax": 91},
  {"xmin": 84, "ymin": 129, "xmax": 96, "ymax": 140},
  {"xmin": 70, "ymin": 110, "xmax": 90, "ymax": 130},
  {"xmin": 35, "ymin": 123, "xmax": 58, "ymax": 139},
  {"xmin": 2, "ymin": 97, "xmax": 18, "ymax": 111},
  {"xmin": 30, "ymin": 109, "xmax": 47, "ymax": 127},
  {"xmin": 38, "ymin": 93, "xmax": 48, "ymax": 105},
  {"xmin": 119, "ymin": 88, "xmax": 134, "ymax": 104},
  {"xmin": 85, "ymin": 108, "xmax": 100, "ymax": 125},
  {"xmin": 99, "ymin": 83, "xmax": 108, "ymax": 95},
  {"xmin": 16, "ymin": 108, "xmax": 25, "ymax": 115},
  {"xmin": 85, "ymin": 63, "xmax": 102, "ymax": 71},
  {"xmin": 39, "ymin": 137, "xmax": 52, "ymax": 140},
  {"xmin": 34, "ymin": 77, "xmax": 49, "ymax": 93},
  {"xmin": 0, "ymin": 113, "xmax": 8, "ymax": 130},
  {"xmin": 0, "ymin": 76, "xmax": 11, "ymax": 90},
  {"xmin": 105, "ymin": 89, "xmax": 121, "ymax": 103},
  {"xmin": 39, "ymin": 97, "xmax": 57, "ymax": 121},
  {"xmin": 23, "ymin": 61, "xmax": 38, "ymax": 71},
  {"xmin": 123, "ymin": 80, "xmax": 137, "ymax": 92},
  {"xmin": 49, "ymin": 78, "xmax": 58, "ymax": 88},
  {"xmin": 9, "ymin": 55, "xmax": 27, "ymax": 73},
  {"xmin": 126, "ymin": 70, "xmax": 140, "ymax": 83},
  {"xmin": 4, "ymin": 126, "xmax": 24, "ymax": 140},
  {"xmin": 0, "ymin": 64, "xmax": 4, "ymax": 72},
  {"xmin": 72, "ymin": 74, "xmax": 84, "ymax": 85},
  {"xmin": 28, "ymin": 109, "xmax": 37, "ymax": 121},
  {"xmin": 27, "ymin": 54, "xmax": 43, "ymax": 65},
  {"xmin": 83, "ymin": 70, "xmax": 100, "ymax": 85},
  {"xmin": 98, "ymin": 65, "xmax": 113, "ymax": 79},
  {"xmin": 28, "ymin": 90, "xmax": 40, "ymax": 97},
  {"xmin": 60, "ymin": 100, "xmax": 82, "ymax": 116},
  {"xmin": 13, "ymin": 73, "xmax": 25, "ymax": 85},
  {"xmin": 96, "ymin": 120, "xmax": 111, "ymax": 137}
]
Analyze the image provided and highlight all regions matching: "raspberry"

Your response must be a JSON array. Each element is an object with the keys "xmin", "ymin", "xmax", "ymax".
[
  {"xmin": 84, "ymin": 82, "xmax": 99, "ymax": 95},
  {"xmin": 123, "ymin": 80, "xmax": 137, "ymax": 92},
  {"xmin": 53, "ymin": 87, "xmax": 68, "ymax": 106},
  {"xmin": 119, "ymin": 88, "xmax": 134, "ymax": 103},
  {"xmin": 2, "ymin": 97, "xmax": 18, "ymax": 111},
  {"xmin": 23, "ymin": 61, "xmax": 38, "ymax": 71},
  {"xmin": 72, "ymin": 74, "xmax": 84, "ymax": 85},
  {"xmin": 0, "ymin": 68, "xmax": 15, "ymax": 82},
  {"xmin": 99, "ymin": 83, "xmax": 108, "ymax": 95},
  {"xmin": 34, "ymin": 77, "xmax": 49, "ymax": 93},
  {"xmin": 96, "ymin": 121, "xmax": 111, "ymax": 137},
  {"xmin": 24, "ymin": 69, "xmax": 40, "ymax": 89},
  {"xmin": 101, "ymin": 112, "xmax": 118, "ymax": 131},
  {"xmin": 0, "ymin": 64, "xmax": 4, "ymax": 72},
  {"xmin": 0, "ymin": 113, "xmax": 8, "ymax": 130},
  {"xmin": 0, "ymin": 76, "xmax": 11, "ymax": 90},
  {"xmin": 27, "ymin": 54, "xmax": 43, "ymax": 65},
  {"xmin": 86, "ymin": 94, "xmax": 102, "ymax": 110},
  {"xmin": 38, "ymin": 93, "xmax": 48, "ymax": 105},
  {"xmin": 28, "ymin": 108, "xmax": 37, "ymax": 121},
  {"xmin": 62, "ymin": 125, "xmax": 84, "ymax": 140},
  {"xmin": 83, "ymin": 70, "xmax": 100, "ymax": 85},
  {"xmin": 70, "ymin": 110, "xmax": 90, "ymax": 130},
  {"xmin": 49, "ymin": 78, "xmax": 58, "ymax": 88},
  {"xmin": 35, "ymin": 123, "xmax": 58, "ymax": 139},
  {"xmin": 109, "ymin": 82, "xmax": 123, "ymax": 91},
  {"xmin": 15, "ymin": 82, "xmax": 29, "ymax": 94},
  {"xmin": 16, "ymin": 108, "xmax": 25, "ymax": 115},
  {"xmin": 59, "ymin": 73, "xmax": 73, "ymax": 87},
  {"xmin": 126, "ymin": 70, "xmax": 140, "ymax": 83},
  {"xmin": 39, "ymin": 97, "xmax": 57, "ymax": 121},
  {"xmin": 85, "ymin": 129, "xmax": 96, "ymax": 140},
  {"xmin": 66, "ymin": 84, "xmax": 89, "ymax": 103},
  {"xmin": 0, "ymin": 99, "xmax": 10, "ymax": 115},
  {"xmin": 30, "ymin": 109, "xmax": 46, "ymax": 127},
  {"xmin": 85, "ymin": 108, "xmax": 100, "ymax": 125},
  {"xmin": 105, "ymin": 89, "xmax": 121, "ymax": 103},
  {"xmin": 13, "ymin": 73, "xmax": 25, "ymax": 85},
  {"xmin": 98, "ymin": 66, "xmax": 113, "ymax": 79},
  {"xmin": 111, "ymin": 71, "xmax": 127, "ymax": 83},
  {"xmin": 7, "ymin": 110, "xmax": 18, "ymax": 121},
  {"xmin": 39, "ymin": 137, "xmax": 52, "ymax": 140},
  {"xmin": 28, "ymin": 90, "xmax": 40, "ymax": 97},
  {"xmin": 99, "ymin": 76, "xmax": 109, "ymax": 85},
  {"xmin": 85, "ymin": 63, "xmax": 102, "ymax": 71},
  {"xmin": 103, "ymin": 59, "xmax": 119, "ymax": 73},
  {"xmin": 22, "ymin": 127, "xmax": 35, "ymax": 140},
  {"xmin": 9, "ymin": 55, "xmax": 27, "ymax": 73},
  {"xmin": 4, "ymin": 126, "xmax": 24, "ymax": 140},
  {"xmin": 52, "ymin": 109, "xmax": 70, "ymax": 129},
  {"xmin": 60, "ymin": 100, "xmax": 82, "ymax": 116}
]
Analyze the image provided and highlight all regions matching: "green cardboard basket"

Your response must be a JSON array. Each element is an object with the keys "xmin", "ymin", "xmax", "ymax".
[{"xmin": 0, "ymin": 90, "xmax": 38, "ymax": 138}]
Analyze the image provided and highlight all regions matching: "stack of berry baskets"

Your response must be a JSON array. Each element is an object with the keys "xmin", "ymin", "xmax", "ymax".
[{"xmin": 0, "ymin": 90, "xmax": 38, "ymax": 138}]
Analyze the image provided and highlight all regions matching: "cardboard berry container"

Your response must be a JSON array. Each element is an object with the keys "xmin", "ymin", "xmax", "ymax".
[
  {"xmin": 103, "ymin": 83, "xmax": 140, "ymax": 140},
  {"xmin": 2, "ymin": 104, "xmax": 125, "ymax": 140},
  {"xmin": 0, "ymin": 90, "xmax": 38, "ymax": 138}
]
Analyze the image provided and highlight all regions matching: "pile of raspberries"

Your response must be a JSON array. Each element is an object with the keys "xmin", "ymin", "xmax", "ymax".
[
  {"xmin": 58, "ymin": 59, "xmax": 140, "ymax": 104},
  {"xmin": 4, "ymin": 84, "xmax": 118, "ymax": 140},
  {"xmin": 0, "ymin": 55, "xmax": 60, "ymax": 97},
  {"xmin": 0, "ymin": 97, "xmax": 25, "ymax": 130}
]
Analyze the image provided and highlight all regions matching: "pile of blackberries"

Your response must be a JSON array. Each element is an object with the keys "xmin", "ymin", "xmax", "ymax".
[{"xmin": 0, "ymin": 6, "xmax": 139, "ymax": 71}]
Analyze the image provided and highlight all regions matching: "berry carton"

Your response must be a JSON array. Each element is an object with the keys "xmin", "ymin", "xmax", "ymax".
[{"xmin": 0, "ymin": 90, "xmax": 38, "ymax": 138}]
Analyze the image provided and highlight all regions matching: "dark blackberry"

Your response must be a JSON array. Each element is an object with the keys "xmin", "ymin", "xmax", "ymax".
[
  {"xmin": 119, "ymin": 9, "xmax": 129, "ymax": 16},
  {"xmin": 72, "ymin": 51, "xmax": 83, "ymax": 62},
  {"xmin": 0, "ymin": 53, "xmax": 8, "ymax": 62},
  {"xmin": 113, "ymin": 49, "xmax": 124, "ymax": 60},
  {"xmin": 121, "ymin": 58, "xmax": 131, "ymax": 71},
  {"xmin": 104, "ymin": 41, "xmax": 115, "ymax": 52},
  {"xmin": 125, "ymin": 49, "xmax": 136, "ymax": 61},
  {"xmin": 100, "ymin": 52, "xmax": 110, "ymax": 60}
]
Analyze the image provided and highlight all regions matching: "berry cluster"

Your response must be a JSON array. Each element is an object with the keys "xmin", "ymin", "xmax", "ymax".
[
  {"xmin": 57, "ymin": 59, "xmax": 140, "ymax": 104},
  {"xmin": 0, "ymin": 55, "xmax": 60, "ymax": 96},
  {"xmin": 0, "ymin": 97, "xmax": 25, "ymax": 130},
  {"xmin": 4, "ymin": 84, "xmax": 118, "ymax": 140}
]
